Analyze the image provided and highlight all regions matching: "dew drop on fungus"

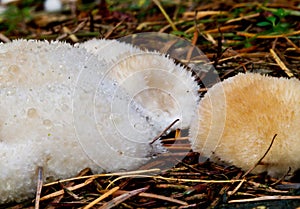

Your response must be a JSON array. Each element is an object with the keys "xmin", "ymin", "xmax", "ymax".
[
  {"xmin": 47, "ymin": 84, "xmax": 55, "ymax": 92},
  {"xmin": 43, "ymin": 119, "xmax": 53, "ymax": 129},
  {"xmin": 27, "ymin": 108, "xmax": 38, "ymax": 118},
  {"xmin": 6, "ymin": 87, "xmax": 16, "ymax": 96}
]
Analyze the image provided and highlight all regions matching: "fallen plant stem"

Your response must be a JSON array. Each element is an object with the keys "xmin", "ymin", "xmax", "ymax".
[
  {"xmin": 139, "ymin": 192, "xmax": 188, "ymax": 205},
  {"xmin": 270, "ymin": 48, "xmax": 294, "ymax": 77},
  {"xmin": 150, "ymin": 119, "xmax": 180, "ymax": 144},
  {"xmin": 34, "ymin": 166, "xmax": 43, "ymax": 209},
  {"xmin": 183, "ymin": 11, "xmax": 228, "ymax": 19},
  {"xmin": 99, "ymin": 186, "xmax": 149, "ymax": 209},
  {"xmin": 243, "ymin": 134, "xmax": 277, "ymax": 178},
  {"xmin": 106, "ymin": 174, "xmax": 244, "ymax": 189},
  {"xmin": 105, "ymin": 20, "xmax": 124, "ymax": 39},
  {"xmin": 237, "ymin": 30, "xmax": 300, "ymax": 39},
  {"xmin": 44, "ymin": 168, "xmax": 161, "ymax": 187},
  {"xmin": 284, "ymin": 36, "xmax": 300, "ymax": 51},
  {"xmin": 83, "ymin": 186, "xmax": 120, "ymax": 209},
  {"xmin": 40, "ymin": 177, "xmax": 96, "ymax": 201},
  {"xmin": 152, "ymin": 0, "xmax": 178, "ymax": 31},
  {"xmin": 229, "ymin": 195, "xmax": 300, "ymax": 203},
  {"xmin": 226, "ymin": 13, "xmax": 260, "ymax": 24}
]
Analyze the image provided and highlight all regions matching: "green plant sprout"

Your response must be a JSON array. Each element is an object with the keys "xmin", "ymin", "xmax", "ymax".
[
  {"xmin": 257, "ymin": 7, "xmax": 293, "ymax": 35},
  {"xmin": 0, "ymin": 0, "xmax": 40, "ymax": 34}
]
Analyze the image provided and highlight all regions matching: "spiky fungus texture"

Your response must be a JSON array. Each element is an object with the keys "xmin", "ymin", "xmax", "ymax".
[
  {"xmin": 79, "ymin": 39, "xmax": 199, "ymax": 130},
  {"xmin": 189, "ymin": 73, "xmax": 300, "ymax": 177},
  {"xmin": 0, "ymin": 40, "xmax": 163, "ymax": 203}
]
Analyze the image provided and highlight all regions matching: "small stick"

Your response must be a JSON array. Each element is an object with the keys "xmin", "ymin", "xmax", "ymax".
[
  {"xmin": 111, "ymin": 188, "xmax": 189, "ymax": 205},
  {"xmin": 226, "ymin": 13, "xmax": 260, "ymax": 24},
  {"xmin": 105, "ymin": 20, "xmax": 124, "ymax": 39},
  {"xmin": 228, "ymin": 177, "xmax": 246, "ymax": 197},
  {"xmin": 83, "ymin": 186, "xmax": 120, "ymax": 209},
  {"xmin": 40, "ymin": 177, "xmax": 95, "ymax": 201},
  {"xmin": 152, "ymin": 0, "xmax": 178, "ymax": 31},
  {"xmin": 106, "ymin": 174, "xmax": 244, "ymax": 186},
  {"xmin": 229, "ymin": 195, "xmax": 300, "ymax": 203},
  {"xmin": 61, "ymin": 26, "xmax": 79, "ymax": 42},
  {"xmin": 99, "ymin": 186, "xmax": 149, "ymax": 209},
  {"xmin": 139, "ymin": 192, "xmax": 188, "ymax": 205},
  {"xmin": 183, "ymin": 11, "xmax": 228, "ymax": 19},
  {"xmin": 162, "ymin": 136, "xmax": 189, "ymax": 143},
  {"xmin": 43, "ymin": 168, "xmax": 161, "ymax": 187},
  {"xmin": 270, "ymin": 49, "xmax": 294, "ymax": 77},
  {"xmin": 150, "ymin": 119, "xmax": 180, "ymax": 144},
  {"xmin": 271, "ymin": 167, "xmax": 291, "ymax": 186},
  {"xmin": 237, "ymin": 30, "xmax": 300, "ymax": 39},
  {"xmin": 46, "ymin": 168, "xmax": 92, "ymax": 208},
  {"xmin": 0, "ymin": 33, "xmax": 11, "ymax": 43},
  {"xmin": 35, "ymin": 166, "xmax": 43, "ymax": 209},
  {"xmin": 284, "ymin": 36, "xmax": 300, "ymax": 51},
  {"xmin": 242, "ymin": 134, "xmax": 277, "ymax": 178}
]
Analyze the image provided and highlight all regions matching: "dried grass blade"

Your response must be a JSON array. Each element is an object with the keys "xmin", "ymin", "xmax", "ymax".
[
  {"xmin": 243, "ymin": 134, "xmax": 277, "ymax": 178},
  {"xmin": 35, "ymin": 166, "xmax": 43, "ymax": 209},
  {"xmin": 229, "ymin": 195, "xmax": 300, "ymax": 203},
  {"xmin": 99, "ymin": 186, "xmax": 149, "ymax": 209},
  {"xmin": 150, "ymin": 119, "xmax": 180, "ymax": 144},
  {"xmin": 270, "ymin": 49, "xmax": 294, "ymax": 77},
  {"xmin": 139, "ymin": 192, "xmax": 188, "ymax": 206},
  {"xmin": 183, "ymin": 11, "xmax": 228, "ymax": 19},
  {"xmin": 83, "ymin": 186, "xmax": 119, "ymax": 209},
  {"xmin": 237, "ymin": 30, "xmax": 300, "ymax": 38},
  {"xmin": 152, "ymin": 0, "xmax": 178, "ymax": 31},
  {"xmin": 40, "ymin": 177, "xmax": 95, "ymax": 201},
  {"xmin": 43, "ymin": 168, "xmax": 161, "ymax": 187}
]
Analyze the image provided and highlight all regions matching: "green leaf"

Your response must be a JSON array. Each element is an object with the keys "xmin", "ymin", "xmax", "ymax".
[
  {"xmin": 273, "ymin": 8, "xmax": 287, "ymax": 18},
  {"xmin": 257, "ymin": 21, "xmax": 272, "ymax": 26},
  {"xmin": 266, "ymin": 16, "xmax": 277, "ymax": 26},
  {"xmin": 244, "ymin": 41, "xmax": 252, "ymax": 48}
]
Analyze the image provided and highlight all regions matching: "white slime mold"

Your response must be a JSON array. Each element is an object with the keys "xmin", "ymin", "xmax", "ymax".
[{"xmin": 0, "ymin": 40, "xmax": 163, "ymax": 203}]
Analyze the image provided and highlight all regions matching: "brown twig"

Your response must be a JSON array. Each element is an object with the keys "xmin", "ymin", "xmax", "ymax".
[
  {"xmin": 229, "ymin": 195, "xmax": 300, "ymax": 203},
  {"xmin": 237, "ymin": 30, "xmax": 300, "ymax": 39},
  {"xmin": 83, "ymin": 186, "xmax": 120, "ymax": 209},
  {"xmin": 139, "ymin": 192, "xmax": 188, "ymax": 205},
  {"xmin": 270, "ymin": 49, "xmax": 294, "ymax": 77},
  {"xmin": 242, "ymin": 134, "xmax": 277, "ymax": 178},
  {"xmin": 153, "ymin": 0, "xmax": 178, "ymax": 31},
  {"xmin": 150, "ymin": 119, "xmax": 180, "ymax": 144},
  {"xmin": 40, "ymin": 177, "xmax": 96, "ymax": 201},
  {"xmin": 35, "ymin": 167, "xmax": 43, "ymax": 209},
  {"xmin": 99, "ymin": 186, "xmax": 149, "ymax": 209}
]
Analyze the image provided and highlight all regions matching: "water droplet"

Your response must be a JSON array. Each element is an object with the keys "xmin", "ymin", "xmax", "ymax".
[
  {"xmin": 6, "ymin": 88, "xmax": 16, "ymax": 96},
  {"xmin": 43, "ymin": 119, "xmax": 53, "ymax": 129},
  {"xmin": 135, "ymin": 107, "xmax": 142, "ymax": 113},
  {"xmin": 110, "ymin": 113, "xmax": 121, "ymax": 121},
  {"xmin": 47, "ymin": 84, "xmax": 55, "ymax": 92},
  {"xmin": 27, "ymin": 108, "xmax": 38, "ymax": 118}
]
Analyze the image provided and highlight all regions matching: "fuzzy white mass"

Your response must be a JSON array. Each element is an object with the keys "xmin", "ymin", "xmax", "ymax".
[
  {"xmin": 0, "ymin": 40, "xmax": 163, "ymax": 203},
  {"xmin": 79, "ymin": 39, "xmax": 199, "ymax": 130}
]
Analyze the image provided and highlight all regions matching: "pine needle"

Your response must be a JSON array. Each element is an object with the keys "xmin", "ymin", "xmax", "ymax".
[{"xmin": 152, "ymin": 0, "xmax": 178, "ymax": 31}]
